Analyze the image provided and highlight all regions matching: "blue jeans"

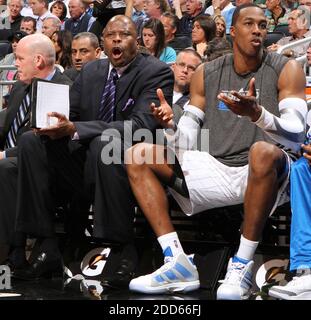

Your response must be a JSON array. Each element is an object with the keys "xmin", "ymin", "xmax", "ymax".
[{"xmin": 290, "ymin": 157, "xmax": 311, "ymax": 271}]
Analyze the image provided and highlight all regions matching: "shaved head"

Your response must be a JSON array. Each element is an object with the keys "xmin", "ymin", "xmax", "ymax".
[
  {"xmin": 15, "ymin": 33, "xmax": 56, "ymax": 83},
  {"xmin": 19, "ymin": 34, "xmax": 56, "ymax": 66},
  {"xmin": 105, "ymin": 15, "xmax": 138, "ymax": 39},
  {"xmin": 103, "ymin": 15, "xmax": 138, "ymax": 67}
]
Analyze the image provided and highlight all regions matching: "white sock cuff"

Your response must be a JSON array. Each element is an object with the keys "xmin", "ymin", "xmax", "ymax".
[
  {"xmin": 241, "ymin": 234, "xmax": 259, "ymax": 246},
  {"xmin": 157, "ymin": 232, "xmax": 179, "ymax": 246},
  {"xmin": 236, "ymin": 235, "xmax": 259, "ymax": 261},
  {"xmin": 157, "ymin": 232, "xmax": 183, "ymax": 257}
]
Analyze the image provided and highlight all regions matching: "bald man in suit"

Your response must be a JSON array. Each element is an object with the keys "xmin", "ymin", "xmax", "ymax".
[{"xmin": 0, "ymin": 34, "xmax": 72, "ymax": 267}]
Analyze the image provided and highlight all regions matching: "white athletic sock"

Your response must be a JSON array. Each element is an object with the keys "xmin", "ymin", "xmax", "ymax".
[
  {"xmin": 157, "ymin": 232, "xmax": 184, "ymax": 258},
  {"xmin": 235, "ymin": 235, "xmax": 259, "ymax": 262}
]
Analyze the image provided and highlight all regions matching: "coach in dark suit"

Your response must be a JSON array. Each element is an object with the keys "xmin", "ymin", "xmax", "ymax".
[
  {"xmin": 0, "ymin": 33, "xmax": 72, "ymax": 267},
  {"xmin": 13, "ymin": 15, "xmax": 174, "ymax": 281}
]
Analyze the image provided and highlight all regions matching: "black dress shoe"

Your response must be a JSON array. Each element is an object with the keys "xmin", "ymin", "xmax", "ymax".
[
  {"xmin": 13, "ymin": 252, "xmax": 63, "ymax": 281},
  {"xmin": 101, "ymin": 258, "xmax": 136, "ymax": 289},
  {"xmin": 5, "ymin": 259, "xmax": 30, "ymax": 275},
  {"xmin": 6, "ymin": 248, "xmax": 29, "ymax": 273}
]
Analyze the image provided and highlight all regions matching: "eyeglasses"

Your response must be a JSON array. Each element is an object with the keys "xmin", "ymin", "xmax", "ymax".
[{"xmin": 175, "ymin": 62, "xmax": 198, "ymax": 72}]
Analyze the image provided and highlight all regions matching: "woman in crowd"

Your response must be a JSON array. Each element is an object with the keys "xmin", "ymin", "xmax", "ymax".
[
  {"xmin": 213, "ymin": 15, "xmax": 226, "ymax": 38},
  {"xmin": 50, "ymin": 0, "xmax": 68, "ymax": 24},
  {"xmin": 141, "ymin": 18, "xmax": 177, "ymax": 64},
  {"xmin": 191, "ymin": 15, "xmax": 216, "ymax": 59},
  {"xmin": 51, "ymin": 30, "xmax": 73, "ymax": 71}
]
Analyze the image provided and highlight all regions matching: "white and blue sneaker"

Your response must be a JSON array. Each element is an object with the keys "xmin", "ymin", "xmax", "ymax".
[
  {"xmin": 217, "ymin": 256, "xmax": 254, "ymax": 300},
  {"xmin": 129, "ymin": 253, "xmax": 200, "ymax": 294},
  {"xmin": 268, "ymin": 273, "xmax": 311, "ymax": 300}
]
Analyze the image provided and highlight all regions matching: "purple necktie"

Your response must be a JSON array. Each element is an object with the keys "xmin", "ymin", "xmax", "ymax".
[{"xmin": 98, "ymin": 68, "xmax": 118, "ymax": 122}]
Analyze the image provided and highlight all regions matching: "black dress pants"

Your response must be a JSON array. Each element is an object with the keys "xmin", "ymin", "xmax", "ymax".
[
  {"xmin": 16, "ymin": 132, "xmax": 136, "ymax": 243},
  {"xmin": 0, "ymin": 157, "xmax": 18, "ymax": 245}
]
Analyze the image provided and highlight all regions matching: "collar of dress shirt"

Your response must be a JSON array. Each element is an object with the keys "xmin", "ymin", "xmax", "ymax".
[
  {"xmin": 108, "ymin": 58, "xmax": 134, "ymax": 78},
  {"xmin": 44, "ymin": 69, "xmax": 56, "ymax": 81},
  {"xmin": 74, "ymin": 12, "xmax": 86, "ymax": 22},
  {"xmin": 38, "ymin": 11, "xmax": 51, "ymax": 21}
]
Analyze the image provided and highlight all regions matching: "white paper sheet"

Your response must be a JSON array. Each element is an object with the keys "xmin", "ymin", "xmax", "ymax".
[{"xmin": 35, "ymin": 81, "xmax": 70, "ymax": 128}]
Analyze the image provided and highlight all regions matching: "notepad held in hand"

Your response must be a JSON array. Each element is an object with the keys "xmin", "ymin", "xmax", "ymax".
[{"xmin": 30, "ymin": 78, "xmax": 70, "ymax": 129}]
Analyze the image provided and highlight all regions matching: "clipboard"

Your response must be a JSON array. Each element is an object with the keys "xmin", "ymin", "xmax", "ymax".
[{"xmin": 30, "ymin": 78, "xmax": 70, "ymax": 129}]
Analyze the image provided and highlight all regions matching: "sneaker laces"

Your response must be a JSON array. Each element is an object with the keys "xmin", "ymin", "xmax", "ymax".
[
  {"xmin": 219, "ymin": 262, "xmax": 246, "ymax": 285},
  {"xmin": 164, "ymin": 254, "xmax": 195, "ymax": 266},
  {"xmin": 164, "ymin": 256, "xmax": 173, "ymax": 264}
]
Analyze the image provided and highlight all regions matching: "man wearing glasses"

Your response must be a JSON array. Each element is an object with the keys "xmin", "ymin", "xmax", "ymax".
[{"xmin": 171, "ymin": 48, "xmax": 202, "ymax": 122}]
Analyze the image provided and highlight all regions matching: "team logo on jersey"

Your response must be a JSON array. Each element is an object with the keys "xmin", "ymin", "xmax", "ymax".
[{"xmin": 218, "ymin": 88, "xmax": 260, "ymax": 111}]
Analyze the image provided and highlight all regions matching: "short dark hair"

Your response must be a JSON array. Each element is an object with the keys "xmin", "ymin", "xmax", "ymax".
[
  {"xmin": 73, "ymin": 32, "xmax": 99, "ymax": 48},
  {"xmin": 178, "ymin": 48, "xmax": 202, "ymax": 62},
  {"xmin": 161, "ymin": 12, "xmax": 179, "ymax": 30},
  {"xmin": 193, "ymin": 15, "xmax": 216, "ymax": 43},
  {"xmin": 21, "ymin": 16, "xmax": 37, "ymax": 31},
  {"xmin": 231, "ymin": 3, "xmax": 262, "ymax": 26},
  {"xmin": 50, "ymin": 0, "xmax": 67, "ymax": 22}
]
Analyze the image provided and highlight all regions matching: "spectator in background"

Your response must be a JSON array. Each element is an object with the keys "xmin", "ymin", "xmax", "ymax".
[
  {"xmin": 29, "ymin": 0, "xmax": 57, "ymax": 32},
  {"xmin": 64, "ymin": 31, "xmax": 101, "ymax": 80},
  {"xmin": 160, "ymin": 12, "xmax": 192, "ymax": 53},
  {"xmin": 205, "ymin": 0, "xmax": 235, "ymax": 33},
  {"xmin": 144, "ymin": 0, "xmax": 170, "ymax": 19},
  {"xmin": 7, "ymin": 0, "xmax": 24, "ymax": 31},
  {"xmin": 191, "ymin": 15, "xmax": 216, "ymax": 59},
  {"xmin": 20, "ymin": 16, "xmax": 37, "ymax": 34},
  {"xmin": 64, "ymin": 0, "xmax": 96, "ymax": 36},
  {"xmin": 204, "ymin": 36, "xmax": 232, "ymax": 61},
  {"xmin": 42, "ymin": 16, "xmax": 62, "ymax": 38},
  {"xmin": 213, "ymin": 14, "xmax": 226, "ymax": 38},
  {"xmin": 50, "ymin": 0, "xmax": 69, "ymax": 23},
  {"xmin": 0, "ymin": 0, "xmax": 23, "ymax": 41},
  {"xmin": 142, "ymin": 18, "xmax": 177, "ymax": 63},
  {"xmin": 85, "ymin": 0, "xmax": 127, "ymax": 40},
  {"xmin": 125, "ymin": 0, "xmax": 147, "ymax": 23},
  {"xmin": 265, "ymin": 0, "xmax": 290, "ymax": 32},
  {"xmin": 268, "ymin": 8, "xmax": 311, "ymax": 57},
  {"xmin": 0, "ymin": 30, "xmax": 27, "ymax": 107},
  {"xmin": 283, "ymin": 0, "xmax": 299, "ymax": 10},
  {"xmin": 135, "ymin": 0, "xmax": 170, "ymax": 36},
  {"xmin": 171, "ymin": 48, "xmax": 202, "ymax": 121},
  {"xmin": 51, "ymin": 30, "xmax": 73, "ymax": 70},
  {"xmin": 177, "ymin": 0, "xmax": 206, "ymax": 35},
  {"xmin": 299, "ymin": 0, "xmax": 311, "ymax": 12}
]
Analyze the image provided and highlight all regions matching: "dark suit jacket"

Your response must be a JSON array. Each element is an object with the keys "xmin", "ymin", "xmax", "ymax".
[
  {"xmin": 70, "ymin": 53, "xmax": 174, "ymax": 141},
  {"xmin": 63, "ymin": 68, "xmax": 80, "ymax": 82},
  {"xmin": 0, "ymin": 69, "xmax": 72, "ymax": 157}
]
